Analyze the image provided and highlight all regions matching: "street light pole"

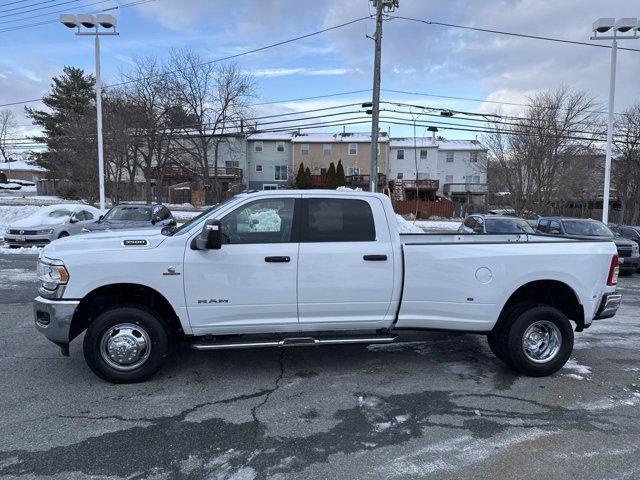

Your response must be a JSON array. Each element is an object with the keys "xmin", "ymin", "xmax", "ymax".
[
  {"xmin": 602, "ymin": 34, "xmax": 617, "ymax": 225},
  {"xmin": 94, "ymin": 33, "xmax": 106, "ymax": 211},
  {"xmin": 591, "ymin": 17, "xmax": 639, "ymax": 224},
  {"xmin": 60, "ymin": 13, "xmax": 118, "ymax": 211},
  {"xmin": 369, "ymin": 0, "xmax": 384, "ymax": 193}
]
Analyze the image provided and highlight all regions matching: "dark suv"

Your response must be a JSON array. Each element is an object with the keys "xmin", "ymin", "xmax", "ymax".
[
  {"xmin": 83, "ymin": 204, "xmax": 176, "ymax": 232},
  {"xmin": 536, "ymin": 217, "xmax": 640, "ymax": 275}
]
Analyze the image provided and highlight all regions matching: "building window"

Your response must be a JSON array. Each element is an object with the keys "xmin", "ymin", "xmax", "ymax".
[
  {"xmin": 445, "ymin": 175, "xmax": 453, "ymax": 184},
  {"xmin": 323, "ymin": 144, "xmax": 332, "ymax": 155},
  {"xmin": 420, "ymin": 149, "xmax": 428, "ymax": 159},
  {"xmin": 225, "ymin": 160, "xmax": 239, "ymax": 168},
  {"xmin": 276, "ymin": 141, "xmax": 285, "ymax": 153},
  {"xmin": 472, "ymin": 175, "xmax": 480, "ymax": 183},
  {"xmin": 254, "ymin": 141, "xmax": 263, "ymax": 153},
  {"xmin": 275, "ymin": 165, "xmax": 288, "ymax": 181},
  {"xmin": 397, "ymin": 172, "xmax": 404, "ymax": 179},
  {"xmin": 396, "ymin": 149, "xmax": 405, "ymax": 160},
  {"xmin": 301, "ymin": 144, "xmax": 309, "ymax": 155},
  {"xmin": 348, "ymin": 143, "xmax": 357, "ymax": 155},
  {"xmin": 347, "ymin": 166, "xmax": 361, "ymax": 176},
  {"xmin": 446, "ymin": 152, "xmax": 454, "ymax": 163},
  {"xmin": 470, "ymin": 151, "xmax": 478, "ymax": 162},
  {"xmin": 263, "ymin": 184, "xmax": 278, "ymax": 190},
  {"xmin": 255, "ymin": 164, "xmax": 263, "ymax": 172}
]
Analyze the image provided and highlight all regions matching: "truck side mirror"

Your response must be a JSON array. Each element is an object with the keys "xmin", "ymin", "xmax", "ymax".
[{"xmin": 192, "ymin": 219, "xmax": 222, "ymax": 250}]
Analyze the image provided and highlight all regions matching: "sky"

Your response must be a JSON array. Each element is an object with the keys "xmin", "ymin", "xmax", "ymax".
[{"xmin": 1, "ymin": 0, "xmax": 639, "ymax": 145}]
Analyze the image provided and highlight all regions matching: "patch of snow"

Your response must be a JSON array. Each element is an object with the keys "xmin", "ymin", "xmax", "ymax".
[
  {"xmin": 395, "ymin": 215, "xmax": 423, "ymax": 233},
  {"xmin": 414, "ymin": 220, "xmax": 461, "ymax": 231},
  {"xmin": 0, "ymin": 183, "xmax": 22, "ymax": 189},
  {"xmin": 0, "ymin": 246, "xmax": 41, "ymax": 255},
  {"xmin": 563, "ymin": 358, "xmax": 592, "ymax": 378}
]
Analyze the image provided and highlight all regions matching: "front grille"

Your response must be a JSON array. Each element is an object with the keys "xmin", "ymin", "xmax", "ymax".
[
  {"xmin": 618, "ymin": 246, "xmax": 632, "ymax": 258},
  {"xmin": 7, "ymin": 238, "xmax": 49, "ymax": 245},
  {"xmin": 8, "ymin": 229, "xmax": 39, "ymax": 235}
]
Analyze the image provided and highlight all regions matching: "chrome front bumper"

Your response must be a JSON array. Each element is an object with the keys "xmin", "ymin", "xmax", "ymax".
[
  {"xmin": 33, "ymin": 296, "xmax": 80, "ymax": 355},
  {"xmin": 593, "ymin": 293, "xmax": 622, "ymax": 320}
]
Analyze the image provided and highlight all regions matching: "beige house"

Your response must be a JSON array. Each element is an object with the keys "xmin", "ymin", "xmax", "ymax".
[
  {"xmin": 291, "ymin": 132, "xmax": 390, "ymax": 188},
  {"xmin": 0, "ymin": 160, "xmax": 46, "ymax": 183}
]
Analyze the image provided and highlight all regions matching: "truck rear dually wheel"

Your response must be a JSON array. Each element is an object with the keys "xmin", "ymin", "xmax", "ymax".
[
  {"xmin": 83, "ymin": 306, "xmax": 169, "ymax": 383},
  {"xmin": 503, "ymin": 305, "xmax": 573, "ymax": 377}
]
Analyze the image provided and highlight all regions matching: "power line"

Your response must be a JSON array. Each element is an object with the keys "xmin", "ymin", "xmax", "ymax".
[
  {"xmin": 0, "ymin": 0, "xmax": 111, "ymax": 25},
  {"xmin": 386, "ymin": 14, "xmax": 640, "ymax": 53},
  {"xmin": 0, "ymin": 15, "xmax": 371, "ymax": 107},
  {"xmin": 0, "ymin": 0, "xmax": 56, "ymax": 14},
  {"xmin": 0, "ymin": 0, "xmax": 85, "ymax": 19}
]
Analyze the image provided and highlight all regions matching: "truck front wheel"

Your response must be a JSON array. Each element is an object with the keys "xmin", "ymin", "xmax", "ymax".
[
  {"xmin": 503, "ymin": 305, "xmax": 574, "ymax": 377},
  {"xmin": 83, "ymin": 306, "xmax": 169, "ymax": 383}
]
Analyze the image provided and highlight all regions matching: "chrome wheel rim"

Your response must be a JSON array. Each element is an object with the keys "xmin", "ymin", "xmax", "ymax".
[
  {"xmin": 522, "ymin": 320, "xmax": 562, "ymax": 364},
  {"xmin": 99, "ymin": 323, "xmax": 151, "ymax": 371}
]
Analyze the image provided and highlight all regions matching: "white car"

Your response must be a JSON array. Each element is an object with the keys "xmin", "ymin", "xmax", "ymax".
[
  {"xmin": 33, "ymin": 190, "xmax": 621, "ymax": 383},
  {"xmin": 4, "ymin": 204, "xmax": 102, "ymax": 248}
]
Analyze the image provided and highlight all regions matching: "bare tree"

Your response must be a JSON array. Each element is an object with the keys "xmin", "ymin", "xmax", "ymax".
[
  {"xmin": 0, "ymin": 108, "xmax": 18, "ymax": 163},
  {"xmin": 122, "ymin": 57, "xmax": 179, "ymax": 203},
  {"xmin": 484, "ymin": 87, "xmax": 600, "ymax": 215},
  {"xmin": 167, "ymin": 49, "xmax": 255, "ymax": 203},
  {"xmin": 612, "ymin": 105, "xmax": 640, "ymax": 224}
]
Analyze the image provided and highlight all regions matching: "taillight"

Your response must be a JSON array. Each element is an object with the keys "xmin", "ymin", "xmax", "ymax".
[{"xmin": 607, "ymin": 255, "xmax": 619, "ymax": 286}]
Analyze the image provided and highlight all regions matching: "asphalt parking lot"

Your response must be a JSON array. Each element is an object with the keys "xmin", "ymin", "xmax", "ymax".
[{"xmin": 1, "ymin": 252, "xmax": 640, "ymax": 480}]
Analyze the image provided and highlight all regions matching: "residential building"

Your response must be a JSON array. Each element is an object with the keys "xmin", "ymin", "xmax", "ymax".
[
  {"xmin": 0, "ymin": 160, "xmax": 46, "ymax": 183},
  {"xmin": 246, "ymin": 132, "xmax": 293, "ymax": 190},
  {"xmin": 389, "ymin": 138, "xmax": 488, "ymax": 214},
  {"xmin": 291, "ymin": 132, "xmax": 390, "ymax": 189}
]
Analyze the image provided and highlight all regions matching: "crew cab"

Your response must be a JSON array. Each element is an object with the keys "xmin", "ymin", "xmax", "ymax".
[{"xmin": 33, "ymin": 191, "xmax": 622, "ymax": 383}]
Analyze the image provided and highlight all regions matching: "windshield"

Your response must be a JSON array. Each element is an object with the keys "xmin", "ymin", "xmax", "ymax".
[
  {"xmin": 104, "ymin": 205, "xmax": 151, "ymax": 222},
  {"xmin": 485, "ymin": 218, "xmax": 535, "ymax": 234},
  {"xmin": 563, "ymin": 220, "xmax": 613, "ymax": 237},
  {"xmin": 171, "ymin": 196, "xmax": 242, "ymax": 236},
  {"xmin": 48, "ymin": 210, "xmax": 72, "ymax": 218}
]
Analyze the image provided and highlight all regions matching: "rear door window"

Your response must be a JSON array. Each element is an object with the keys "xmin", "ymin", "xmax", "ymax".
[{"xmin": 303, "ymin": 198, "xmax": 375, "ymax": 242}]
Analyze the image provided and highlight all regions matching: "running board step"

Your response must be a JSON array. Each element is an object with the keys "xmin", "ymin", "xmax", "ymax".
[{"xmin": 191, "ymin": 335, "xmax": 398, "ymax": 351}]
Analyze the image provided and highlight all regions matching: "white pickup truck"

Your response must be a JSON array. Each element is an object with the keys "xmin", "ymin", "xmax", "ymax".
[{"xmin": 33, "ymin": 190, "xmax": 622, "ymax": 383}]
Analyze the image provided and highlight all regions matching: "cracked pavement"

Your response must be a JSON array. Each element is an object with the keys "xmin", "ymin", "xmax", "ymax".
[{"xmin": 1, "ymin": 253, "xmax": 640, "ymax": 479}]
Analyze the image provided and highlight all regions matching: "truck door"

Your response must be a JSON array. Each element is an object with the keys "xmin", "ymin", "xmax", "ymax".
[
  {"xmin": 297, "ymin": 195, "xmax": 395, "ymax": 327},
  {"xmin": 183, "ymin": 196, "xmax": 300, "ymax": 334}
]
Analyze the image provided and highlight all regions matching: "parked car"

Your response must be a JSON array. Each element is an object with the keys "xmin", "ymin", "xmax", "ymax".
[
  {"xmin": 609, "ymin": 225, "xmax": 640, "ymax": 246},
  {"xmin": 3, "ymin": 204, "xmax": 102, "ymax": 247},
  {"xmin": 458, "ymin": 214, "xmax": 535, "ymax": 234},
  {"xmin": 82, "ymin": 203, "xmax": 176, "ymax": 232},
  {"xmin": 536, "ymin": 217, "xmax": 640, "ymax": 275},
  {"xmin": 34, "ymin": 190, "xmax": 620, "ymax": 383}
]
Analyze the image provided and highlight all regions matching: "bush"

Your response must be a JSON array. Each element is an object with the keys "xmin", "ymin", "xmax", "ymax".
[
  {"xmin": 0, "ymin": 171, "xmax": 7, "ymax": 183},
  {"xmin": 57, "ymin": 185, "xmax": 81, "ymax": 200}
]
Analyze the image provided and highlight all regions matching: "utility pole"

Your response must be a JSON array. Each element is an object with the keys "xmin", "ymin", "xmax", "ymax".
[{"xmin": 368, "ymin": 0, "xmax": 398, "ymax": 192}]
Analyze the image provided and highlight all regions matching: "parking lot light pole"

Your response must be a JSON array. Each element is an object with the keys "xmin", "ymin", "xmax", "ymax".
[
  {"xmin": 59, "ymin": 13, "xmax": 119, "ymax": 211},
  {"xmin": 591, "ymin": 17, "xmax": 639, "ymax": 224}
]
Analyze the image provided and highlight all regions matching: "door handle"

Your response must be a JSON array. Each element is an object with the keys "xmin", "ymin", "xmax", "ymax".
[
  {"xmin": 363, "ymin": 255, "xmax": 387, "ymax": 261},
  {"xmin": 265, "ymin": 256, "xmax": 291, "ymax": 263}
]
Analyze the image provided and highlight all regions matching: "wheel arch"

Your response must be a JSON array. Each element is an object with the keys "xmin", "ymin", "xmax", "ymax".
[
  {"xmin": 70, "ymin": 283, "xmax": 184, "ymax": 342},
  {"xmin": 496, "ymin": 279, "xmax": 585, "ymax": 332}
]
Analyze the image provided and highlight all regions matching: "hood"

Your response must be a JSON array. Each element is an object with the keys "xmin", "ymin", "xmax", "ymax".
[
  {"xmin": 614, "ymin": 237, "xmax": 636, "ymax": 247},
  {"xmin": 10, "ymin": 216, "xmax": 68, "ymax": 228},
  {"xmin": 41, "ymin": 228, "xmax": 168, "ymax": 259},
  {"xmin": 83, "ymin": 220, "xmax": 153, "ymax": 231}
]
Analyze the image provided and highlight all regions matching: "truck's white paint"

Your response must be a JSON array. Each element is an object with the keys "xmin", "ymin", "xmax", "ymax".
[{"xmin": 41, "ymin": 190, "xmax": 618, "ymax": 337}]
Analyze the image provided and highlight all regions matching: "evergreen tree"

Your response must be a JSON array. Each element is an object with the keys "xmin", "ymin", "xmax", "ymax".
[
  {"xmin": 335, "ymin": 159, "xmax": 346, "ymax": 187},
  {"xmin": 324, "ymin": 162, "xmax": 337, "ymax": 189},
  {"xmin": 25, "ymin": 67, "xmax": 97, "ymax": 193},
  {"xmin": 295, "ymin": 163, "xmax": 306, "ymax": 188}
]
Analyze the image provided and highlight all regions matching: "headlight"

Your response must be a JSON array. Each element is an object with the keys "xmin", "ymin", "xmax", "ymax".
[
  {"xmin": 36, "ymin": 229, "xmax": 54, "ymax": 235},
  {"xmin": 633, "ymin": 244, "xmax": 639, "ymax": 256},
  {"xmin": 37, "ymin": 258, "xmax": 69, "ymax": 292}
]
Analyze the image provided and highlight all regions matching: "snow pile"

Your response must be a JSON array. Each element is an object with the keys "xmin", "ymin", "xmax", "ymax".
[
  {"xmin": 414, "ymin": 220, "xmax": 461, "ymax": 231},
  {"xmin": 395, "ymin": 215, "xmax": 423, "ymax": 233},
  {"xmin": 0, "ymin": 205, "xmax": 40, "ymax": 238},
  {"xmin": 0, "ymin": 246, "xmax": 40, "ymax": 255},
  {"xmin": 336, "ymin": 186, "xmax": 363, "ymax": 192},
  {"xmin": 0, "ymin": 183, "xmax": 22, "ymax": 190}
]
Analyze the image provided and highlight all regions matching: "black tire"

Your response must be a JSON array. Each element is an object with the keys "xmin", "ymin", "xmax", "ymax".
[
  {"xmin": 504, "ymin": 305, "xmax": 573, "ymax": 377},
  {"xmin": 488, "ymin": 301, "xmax": 537, "ymax": 365},
  {"xmin": 83, "ymin": 306, "xmax": 169, "ymax": 383},
  {"xmin": 58, "ymin": 231, "xmax": 69, "ymax": 239}
]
